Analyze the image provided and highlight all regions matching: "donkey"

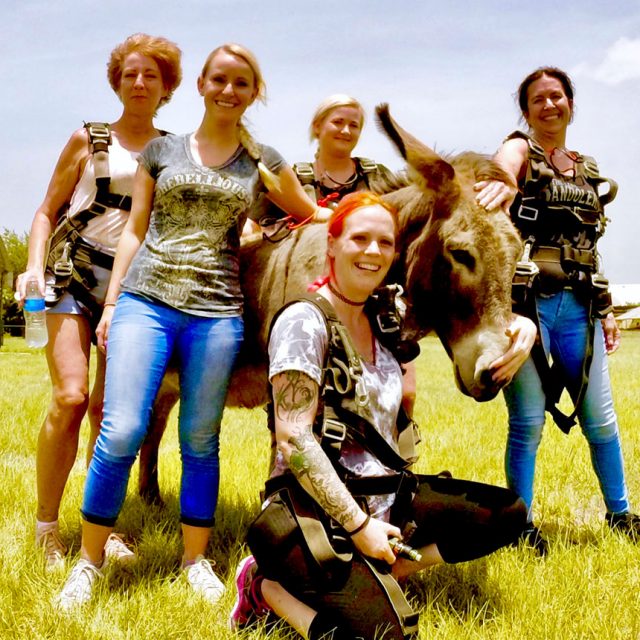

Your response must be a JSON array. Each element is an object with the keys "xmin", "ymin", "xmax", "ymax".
[{"xmin": 137, "ymin": 104, "xmax": 523, "ymax": 504}]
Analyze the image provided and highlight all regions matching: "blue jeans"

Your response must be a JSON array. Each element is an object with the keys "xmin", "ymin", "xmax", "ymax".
[
  {"xmin": 503, "ymin": 289, "xmax": 629, "ymax": 518},
  {"xmin": 82, "ymin": 292, "xmax": 243, "ymax": 527}
]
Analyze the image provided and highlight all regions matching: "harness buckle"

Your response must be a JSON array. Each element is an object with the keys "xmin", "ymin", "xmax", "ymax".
[
  {"xmin": 517, "ymin": 198, "xmax": 539, "ymax": 221},
  {"xmin": 322, "ymin": 418, "xmax": 346, "ymax": 444},
  {"xmin": 86, "ymin": 123, "xmax": 112, "ymax": 148},
  {"xmin": 53, "ymin": 242, "xmax": 73, "ymax": 278},
  {"xmin": 512, "ymin": 238, "xmax": 539, "ymax": 307},
  {"xmin": 353, "ymin": 375, "xmax": 368, "ymax": 408},
  {"xmin": 591, "ymin": 272, "xmax": 609, "ymax": 290}
]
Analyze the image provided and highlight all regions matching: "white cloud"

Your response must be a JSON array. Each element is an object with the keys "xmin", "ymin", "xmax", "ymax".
[{"xmin": 573, "ymin": 37, "xmax": 640, "ymax": 84}]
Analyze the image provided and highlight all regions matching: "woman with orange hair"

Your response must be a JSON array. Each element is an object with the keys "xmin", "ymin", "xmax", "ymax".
[{"xmin": 230, "ymin": 192, "xmax": 528, "ymax": 639}]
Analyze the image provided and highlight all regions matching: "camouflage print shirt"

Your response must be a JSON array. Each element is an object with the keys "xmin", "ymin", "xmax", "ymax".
[{"xmin": 122, "ymin": 133, "xmax": 284, "ymax": 316}]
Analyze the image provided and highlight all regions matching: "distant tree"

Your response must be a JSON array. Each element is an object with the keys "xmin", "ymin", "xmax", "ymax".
[{"xmin": 1, "ymin": 228, "xmax": 28, "ymax": 335}]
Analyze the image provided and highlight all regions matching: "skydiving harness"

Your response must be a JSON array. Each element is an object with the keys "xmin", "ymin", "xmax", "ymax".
[
  {"xmin": 257, "ymin": 158, "xmax": 381, "ymax": 243},
  {"xmin": 265, "ymin": 290, "xmax": 422, "ymax": 484},
  {"xmin": 294, "ymin": 156, "xmax": 379, "ymax": 204},
  {"xmin": 248, "ymin": 291, "xmax": 422, "ymax": 636},
  {"xmin": 44, "ymin": 122, "xmax": 133, "ymax": 319},
  {"xmin": 509, "ymin": 132, "xmax": 617, "ymax": 434}
]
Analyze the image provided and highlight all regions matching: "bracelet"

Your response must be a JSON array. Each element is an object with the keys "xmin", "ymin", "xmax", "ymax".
[
  {"xmin": 287, "ymin": 208, "xmax": 318, "ymax": 230},
  {"xmin": 348, "ymin": 514, "xmax": 370, "ymax": 537},
  {"xmin": 103, "ymin": 302, "xmax": 116, "ymax": 308}
]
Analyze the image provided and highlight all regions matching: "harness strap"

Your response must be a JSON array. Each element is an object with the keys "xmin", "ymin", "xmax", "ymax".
[
  {"xmin": 266, "ymin": 293, "xmax": 420, "ymax": 472},
  {"xmin": 46, "ymin": 122, "xmax": 133, "ymax": 310},
  {"xmin": 526, "ymin": 294, "xmax": 596, "ymax": 434},
  {"xmin": 324, "ymin": 404, "xmax": 415, "ymax": 472},
  {"xmin": 263, "ymin": 475, "xmax": 352, "ymax": 571},
  {"xmin": 362, "ymin": 556, "xmax": 420, "ymax": 637}
]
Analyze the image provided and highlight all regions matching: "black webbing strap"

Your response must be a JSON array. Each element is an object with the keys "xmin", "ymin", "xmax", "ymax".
[
  {"xmin": 324, "ymin": 403, "xmax": 414, "ymax": 472},
  {"xmin": 527, "ymin": 295, "xmax": 595, "ymax": 434},
  {"xmin": 263, "ymin": 474, "xmax": 352, "ymax": 573}
]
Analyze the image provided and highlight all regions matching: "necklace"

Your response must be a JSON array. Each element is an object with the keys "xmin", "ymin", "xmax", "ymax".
[
  {"xmin": 328, "ymin": 280, "xmax": 366, "ymax": 306},
  {"xmin": 321, "ymin": 169, "xmax": 358, "ymax": 187},
  {"xmin": 316, "ymin": 160, "xmax": 359, "ymax": 188}
]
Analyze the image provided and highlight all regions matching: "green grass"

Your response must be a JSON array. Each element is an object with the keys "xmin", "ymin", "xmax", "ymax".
[{"xmin": 1, "ymin": 333, "xmax": 639, "ymax": 639}]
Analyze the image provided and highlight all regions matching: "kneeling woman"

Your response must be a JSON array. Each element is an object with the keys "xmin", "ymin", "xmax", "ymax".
[{"xmin": 230, "ymin": 192, "xmax": 529, "ymax": 639}]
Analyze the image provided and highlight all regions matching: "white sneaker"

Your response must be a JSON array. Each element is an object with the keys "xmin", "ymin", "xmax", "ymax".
[
  {"xmin": 183, "ymin": 555, "xmax": 225, "ymax": 605},
  {"xmin": 104, "ymin": 533, "xmax": 136, "ymax": 566},
  {"xmin": 37, "ymin": 528, "xmax": 67, "ymax": 570},
  {"xmin": 54, "ymin": 559, "xmax": 103, "ymax": 611}
]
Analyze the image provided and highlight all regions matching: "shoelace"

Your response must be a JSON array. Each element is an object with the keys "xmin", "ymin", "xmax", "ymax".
[
  {"xmin": 40, "ymin": 529, "xmax": 66, "ymax": 558},
  {"xmin": 189, "ymin": 559, "xmax": 224, "ymax": 596},
  {"xmin": 62, "ymin": 562, "xmax": 100, "ymax": 598}
]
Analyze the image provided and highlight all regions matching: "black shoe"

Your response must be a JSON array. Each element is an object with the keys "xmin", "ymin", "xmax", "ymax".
[
  {"xmin": 519, "ymin": 524, "xmax": 548, "ymax": 557},
  {"xmin": 606, "ymin": 512, "xmax": 640, "ymax": 541}
]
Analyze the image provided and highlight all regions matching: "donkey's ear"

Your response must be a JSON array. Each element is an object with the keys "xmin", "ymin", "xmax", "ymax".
[{"xmin": 376, "ymin": 104, "xmax": 457, "ymax": 195}]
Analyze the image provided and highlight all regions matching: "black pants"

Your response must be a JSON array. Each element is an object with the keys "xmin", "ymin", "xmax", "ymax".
[{"xmin": 254, "ymin": 474, "xmax": 526, "ymax": 639}]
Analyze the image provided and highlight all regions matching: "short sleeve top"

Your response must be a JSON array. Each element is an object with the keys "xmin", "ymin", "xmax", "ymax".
[{"xmin": 122, "ymin": 133, "xmax": 285, "ymax": 316}]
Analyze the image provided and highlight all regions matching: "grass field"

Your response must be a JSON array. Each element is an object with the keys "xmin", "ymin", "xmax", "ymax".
[{"xmin": 1, "ymin": 332, "xmax": 639, "ymax": 639}]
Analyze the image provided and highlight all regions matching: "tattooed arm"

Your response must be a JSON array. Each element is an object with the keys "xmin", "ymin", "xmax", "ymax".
[{"xmin": 271, "ymin": 369, "xmax": 400, "ymax": 563}]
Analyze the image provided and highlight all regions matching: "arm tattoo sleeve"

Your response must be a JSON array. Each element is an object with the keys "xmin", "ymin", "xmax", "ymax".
[
  {"xmin": 287, "ymin": 426, "xmax": 360, "ymax": 528},
  {"xmin": 273, "ymin": 370, "xmax": 361, "ymax": 528},
  {"xmin": 274, "ymin": 370, "xmax": 316, "ymax": 424}
]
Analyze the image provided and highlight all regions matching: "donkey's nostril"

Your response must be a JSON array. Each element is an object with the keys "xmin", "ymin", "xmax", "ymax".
[{"xmin": 479, "ymin": 368, "xmax": 495, "ymax": 389}]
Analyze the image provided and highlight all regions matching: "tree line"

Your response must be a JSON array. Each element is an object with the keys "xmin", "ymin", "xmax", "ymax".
[{"xmin": 0, "ymin": 229, "xmax": 28, "ymax": 335}]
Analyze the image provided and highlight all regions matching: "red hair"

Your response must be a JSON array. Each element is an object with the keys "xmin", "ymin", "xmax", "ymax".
[{"xmin": 308, "ymin": 191, "xmax": 397, "ymax": 291}]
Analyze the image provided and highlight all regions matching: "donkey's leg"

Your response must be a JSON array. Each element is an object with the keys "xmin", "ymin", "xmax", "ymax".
[{"xmin": 138, "ymin": 371, "xmax": 180, "ymax": 506}]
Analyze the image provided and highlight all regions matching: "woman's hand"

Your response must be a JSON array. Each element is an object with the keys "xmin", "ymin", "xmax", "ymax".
[
  {"xmin": 351, "ymin": 516, "xmax": 402, "ymax": 565},
  {"xmin": 95, "ymin": 305, "xmax": 116, "ymax": 353},
  {"xmin": 490, "ymin": 314, "xmax": 537, "ymax": 384},
  {"xmin": 602, "ymin": 312, "xmax": 621, "ymax": 354},
  {"xmin": 474, "ymin": 179, "xmax": 517, "ymax": 212},
  {"xmin": 14, "ymin": 268, "xmax": 46, "ymax": 305},
  {"xmin": 314, "ymin": 207, "xmax": 333, "ymax": 223}
]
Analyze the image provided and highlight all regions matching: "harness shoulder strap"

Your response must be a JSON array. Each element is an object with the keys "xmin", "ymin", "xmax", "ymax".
[
  {"xmin": 267, "ymin": 294, "xmax": 418, "ymax": 470},
  {"xmin": 84, "ymin": 122, "xmax": 111, "ymax": 200},
  {"xmin": 293, "ymin": 162, "xmax": 316, "ymax": 185},
  {"xmin": 355, "ymin": 157, "xmax": 378, "ymax": 174}
]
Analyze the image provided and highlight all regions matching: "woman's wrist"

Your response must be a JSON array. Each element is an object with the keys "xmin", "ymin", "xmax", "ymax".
[{"xmin": 347, "ymin": 513, "xmax": 371, "ymax": 536}]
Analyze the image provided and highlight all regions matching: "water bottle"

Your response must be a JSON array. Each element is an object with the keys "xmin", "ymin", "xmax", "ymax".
[{"xmin": 24, "ymin": 279, "xmax": 48, "ymax": 348}]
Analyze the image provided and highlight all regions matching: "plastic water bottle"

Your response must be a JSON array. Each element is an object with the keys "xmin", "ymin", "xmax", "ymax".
[{"xmin": 24, "ymin": 279, "xmax": 48, "ymax": 348}]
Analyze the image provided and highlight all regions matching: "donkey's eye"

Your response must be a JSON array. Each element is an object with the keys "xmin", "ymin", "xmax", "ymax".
[{"xmin": 450, "ymin": 249, "xmax": 475, "ymax": 271}]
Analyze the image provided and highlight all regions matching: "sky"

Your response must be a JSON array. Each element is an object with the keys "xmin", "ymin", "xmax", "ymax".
[{"xmin": 1, "ymin": 0, "xmax": 639, "ymax": 283}]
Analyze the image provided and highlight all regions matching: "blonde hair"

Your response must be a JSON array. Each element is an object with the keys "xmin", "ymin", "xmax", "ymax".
[
  {"xmin": 200, "ymin": 43, "xmax": 266, "ymax": 104},
  {"xmin": 309, "ymin": 94, "xmax": 365, "ymax": 142},
  {"xmin": 200, "ymin": 43, "xmax": 278, "ymax": 191},
  {"xmin": 107, "ymin": 33, "xmax": 182, "ymax": 108}
]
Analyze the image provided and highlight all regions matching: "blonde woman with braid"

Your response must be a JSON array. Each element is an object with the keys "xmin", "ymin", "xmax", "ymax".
[{"xmin": 56, "ymin": 43, "xmax": 322, "ymax": 610}]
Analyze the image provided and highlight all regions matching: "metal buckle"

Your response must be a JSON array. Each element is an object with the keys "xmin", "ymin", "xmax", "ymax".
[
  {"xmin": 322, "ymin": 418, "xmax": 346, "ymax": 444},
  {"xmin": 517, "ymin": 199, "xmax": 539, "ymax": 221},
  {"xmin": 591, "ymin": 273, "xmax": 609, "ymax": 290},
  {"xmin": 86, "ymin": 123, "xmax": 111, "ymax": 144},
  {"xmin": 514, "ymin": 260, "xmax": 539, "ymax": 279},
  {"xmin": 53, "ymin": 242, "xmax": 73, "ymax": 277}
]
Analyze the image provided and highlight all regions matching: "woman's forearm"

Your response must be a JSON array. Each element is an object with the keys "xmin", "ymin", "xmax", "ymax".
[
  {"xmin": 284, "ymin": 423, "xmax": 364, "ymax": 530},
  {"xmin": 273, "ymin": 369, "xmax": 366, "ymax": 531}
]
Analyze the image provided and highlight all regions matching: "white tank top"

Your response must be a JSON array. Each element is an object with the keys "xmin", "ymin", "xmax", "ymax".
[{"xmin": 68, "ymin": 131, "xmax": 139, "ymax": 253}]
